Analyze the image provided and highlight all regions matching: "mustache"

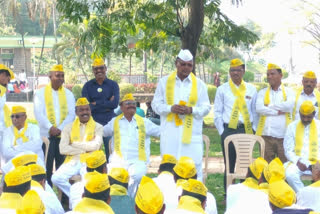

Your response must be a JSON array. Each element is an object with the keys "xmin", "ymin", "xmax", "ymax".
[
  {"xmin": 80, "ymin": 114, "xmax": 89, "ymax": 117},
  {"xmin": 305, "ymin": 85, "xmax": 312, "ymax": 88}
]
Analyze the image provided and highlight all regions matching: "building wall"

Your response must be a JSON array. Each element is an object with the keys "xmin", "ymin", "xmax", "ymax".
[{"xmin": 13, "ymin": 48, "xmax": 32, "ymax": 77}]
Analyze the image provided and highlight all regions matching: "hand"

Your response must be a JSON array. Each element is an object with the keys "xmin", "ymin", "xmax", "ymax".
[
  {"xmin": 110, "ymin": 96, "xmax": 114, "ymax": 101},
  {"xmin": 171, "ymin": 105, "xmax": 185, "ymax": 114},
  {"xmin": 278, "ymin": 110, "xmax": 285, "ymax": 115},
  {"xmin": 91, "ymin": 102, "xmax": 96, "ymax": 105},
  {"xmin": 181, "ymin": 106, "xmax": 192, "ymax": 115},
  {"xmin": 49, "ymin": 126, "xmax": 61, "ymax": 137},
  {"xmin": 297, "ymin": 160, "xmax": 308, "ymax": 172}
]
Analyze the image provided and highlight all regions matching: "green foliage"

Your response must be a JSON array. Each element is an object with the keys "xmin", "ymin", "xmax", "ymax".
[
  {"xmin": 107, "ymin": 70, "xmax": 121, "ymax": 83},
  {"xmin": 119, "ymin": 83, "xmax": 135, "ymax": 98},
  {"xmin": 72, "ymin": 84, "xmax": 83, "ymax": 100},
  {"xmin": 147, "ymin": 73, "xmax": 158, "ymax": 83},
  {"xmin": 207, "ymin": 84, "xmax": 217, "ymax": 104},
  {"xmin": 252, "ymin": 82, "xmax": 268, "ymax": 91},
  {"xmin": 243, "ymin": 71, "xmax": 254, "ymax": 82}
]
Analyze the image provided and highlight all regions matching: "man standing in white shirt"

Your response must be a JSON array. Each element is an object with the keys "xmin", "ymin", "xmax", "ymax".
[
  {"xmin": 256, "ymin": 63, "xmax": 294, "ymax": 163},
  {"xmin": 214, "ymin": 58, "xmax": 257, "ymax": 191},
  {"xmin": 284, "ymin": 101, "xmax": 320, "ymax": 192},
  {"xmin": 152, "ymin": 49, "xmax": 210, "ymax": 181},
  {"xmin": 33, "ymin": 64, "xmax": 76, "ymax": 186}
]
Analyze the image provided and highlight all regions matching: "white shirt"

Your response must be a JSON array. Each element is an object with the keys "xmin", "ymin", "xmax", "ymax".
[
  {"xmin": 255, "ymin": 85, "xmax": 294, "ymax": 138},
  {"xmin": 1, "ymin": 123, "xmax": 44, "ymax": 163},
  {"xmin": 70, "ymin": 181, "xmax": 85, "ymax": 209},
  {"xmin": 284, "ymin": 119, "xmax": 320, "ymax": 167},
  {"xmin": 296, "ymin": 181, "xmax": 320, "ymax": 212},
  {"xmin": 214, "ymin": 81, "xmax": 257, "ymax": 135},
  {"xmin": 152, "ymin": 74, "xmax": 210, "ymax": 164},
  {"xmin": 293, "ymin": 90, "xmax": 319, "ymax": 121},
  {"xmin": 103, "ymin": 115, "xmax": 160, "ymax": 164},
  {"xmin": 0, "ymin": 94, "xmax": 6, "ymax": 132},
  {"xmin": 34, "ymin": 86, "xmax": 76, "ymax": 137}
]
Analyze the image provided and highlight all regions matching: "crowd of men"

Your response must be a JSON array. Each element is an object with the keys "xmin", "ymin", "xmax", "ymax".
[{"xmin": 0, "ymin": 48, "xmax": 319, "ymax": 213}]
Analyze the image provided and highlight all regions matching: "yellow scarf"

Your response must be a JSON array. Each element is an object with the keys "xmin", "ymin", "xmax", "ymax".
[
  {"xmin": 242, "ymin": 177, "xmax": 259, "ymax": 189},
  {"xmin": 114, "ymin": 113, "xmax": 146, "ymax": 161},
  {"xmin": 256, "ymin": 85, "xmax": 292, "ymax": 136},
  {"xmin": 295, "ymin": 120, "xmax": 318, "ymax": 165},
  {"xmin": 70, "ymin": 116, "xmax": 96, "ymax": 143},
  {"xmin": 13, "ymin": 122, "xmax": 29, "ymax": 146},
  {"xmin": 292, "ymin": 87, "xmax": 320, "ymax": 120},
  {"xmin": 110, "ymin": 184, "xmax": 127, "ymax": 196},
  {"xmin": 31, "ymin": 180, "xmax": 44, "ymax": 190},
  {"xmin": 259, "ymin": 182, "xmax": 269, "ymax": 194},
  {"xmin": 0, "ymin": 192, "xmax": 23, "ymax": 210},
  {"xmin": 44, "ymin": 83, "xmax": 68, "ymax": 127},
  {"xmin": 4, "ymin": 104, "xmax": 12, "ymax": 128},
  {"xmin": 74, "ymin": 197, "xmax": 115, "ymax": 213},
  {"xmin": 310, "ymin": 180, "xmax": 320, "ymax": 188},
  {"xmin": 178, "ymin": 195, "xmax": 205, "ymax": 214},
  {"xmin": 0, "ymin": 84, "xmax": 6, "ymax": 97},
  {"xmin": 228, "ymin": 79, "xmax": 253, "ymax": 134},
  {"xmin": 166, "ymin": 71, "xmax": 198, "ymax": 144}
]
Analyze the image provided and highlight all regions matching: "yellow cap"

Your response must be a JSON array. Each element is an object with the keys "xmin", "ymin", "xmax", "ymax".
[
  {"xmin": 249, "ymin": 157, "xmax": 268, "ymax": 180},
  {"xmin": 0, "ymin": 64, "xmax": 15, "ymax": 80},
  {"xmin": 181, "ymin": 178, "xmax": 207, "ymax": 197},
  {"xmin": 173, "ymin": 156, "xmax": 197, "ymax": 179},
  {"xmin": 263, "ymin": 157, "xmax": 285, "ymax": 183},
  {"xmin": 269, "ymin": 180, "xmax": 296, "ymax": 208},
  {"xmin": 135, "ymin": 176, "xmax": 164, "ymax": 214},
  {"xmin": 86, "ymin": 150, "xmax": 106, "ymax": 169},
  {"xmin": 5, "ymin": 166, "xmax": 31, "ymax": 186},
  {"xmin": 76, "ymin": 97, "xmax": 90, "ymax": 107},
  {"xmin": 161, "ymin": 154, "xmax": 177, "ymax": 165},
  {"xmin": 109, "ymin": 168, "xmax": 130, "ymax": 184},
  {"xmin": 303, "ymin": 71, "xmax": 317, "ymax": 79},
  {"xmin": 18, "ymin": 190, "xmax": 45, "ymax": 214},
  {"xmin": 50, "ymin": 64, "xmax": 64, "ymax": 72},
  {"xmin": 300, "ymin": 100, "xmax": 315, "ymax": 115},
  {"xmin": 12, "ymin": 154, "xmax": 38, "ymax": 168},
  {"xmin": 230, "ymin": 58, "xmax": 244, "ymax": 68},
  {"xmin": 267, "ymin": 63, "xmax": 281, "ymax": 70},
  {"xmin": 12, "ymin": 106, "xmax": 26, "ymax": 114},
  {"xmin": 85, "ymin": 171, "xmax": 110, "ymax": 193},
  {"xmin": 28, "ymin": 164, "xmax": 46, "ymax": 176},
  {"xmin": 121, "ymin": 93, "xmax": 135, "ymax": 103},
  {"xmin": 92, "ymin": 58, "xmax": 105, "ymax": 67}
]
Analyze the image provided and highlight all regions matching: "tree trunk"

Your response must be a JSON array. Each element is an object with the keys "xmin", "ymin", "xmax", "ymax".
[
  {"xmin": 160, "ymin": 52, "xmax": 164, "ymax": 78},
  {"xmin": 79, "ymin": 59, "xmax": 89, "ymax": 81},
  {"xmin": 180, "ymin": 0, "xmax": 204, "ymax": 74},
  {"xmin": 52, "ymin": 0, "xmax": 60, "ymax": 63},
  {"xmin": 37, "ymin": 27, "xmax": 47, "ymax": 80},
  {"xmin": 143, "ymin": 51, "xmax": 147, "ymax": 83},
  {"xmin": 202, "ymin": 62, "xmax": 206, "ymax": 83},
  {"xmin": 129, "ymin": 54, "xmax": 132, "ymax": 83}
]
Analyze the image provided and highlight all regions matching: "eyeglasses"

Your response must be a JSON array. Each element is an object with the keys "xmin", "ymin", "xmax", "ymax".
[
  {"xmin": 11, "ymin": 114, "xmax": 25, "ymax": 119},
  {"xmin": 229, "ymin": 69, "xmax": 243, "ymax": 73},
  {"xmin": 93, "ymin": 66, "xmax": 105, "ymax": 71},
  {"xmin": 123, "ymin": 101, "xmax": 136, "ymax": 106},
  {"xmin": 179, "ymin": 62, "xmax": 193, "ymax": 68}
]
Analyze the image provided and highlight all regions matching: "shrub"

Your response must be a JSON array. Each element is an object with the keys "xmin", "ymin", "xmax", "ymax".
[
  {"xmin": 133, "ymin": 83, "xmax": 157, "ymax": 93},
  {"xmin": 252, "ymin": 82, "xmax": 268, "ymax": 91},
  {"xmin": 119, "ymin": 83, "xmax": 135, "ymax": 98},
  {"xmin": 107, "ymin": 70, "xmax": 121, "ymax": 83},
  {"xmin": 72, "ymin": 84, "xmax": 83, "ymax": 100},
  {"xmin": 207, "ymin": 84, "xmax": 217, "ymax": 104}
]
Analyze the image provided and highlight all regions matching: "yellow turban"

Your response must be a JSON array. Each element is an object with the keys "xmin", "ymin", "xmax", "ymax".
[
  {"xmin": 161, "ymin": 154, "xmax": 177, "ymax": 165},
  {"xmin": 135, "ymin": 176, "xmax": 164, "ymax": 214},
  {"xmin": 263, "ymin": 157, "xmax": 285, "ymax": 183},
  {"xmin": 230, "ymin": 58, "xmax": 244, "ymax": 68},
  {"xmin": 303, "ymin": 71, "xmax": 317, "ymax": 79},
  {"xmin": 109, "ymin": 168, "xmax": 130, "ymax": 184},
  {"xmin": 12, "ymin": 106, "xmax": 26, "ymax": 114},
  {"xmin": 17, "ymin": 190, "xmax": 45, "ymax": 214},
  {"xmin": 86, "ymin": 150, "xmax": 106, "ymax": 169},
  {"xmin": 29, "ymin": 164, "xmax": 46, "ymax": 176},
  {"xmin": 12, "ymin": 154, "xmax": 38, "ymax": 168},
  {"xmin": 249, "ymin": 157, "xmax": 268, "ymax": 180},
  {"xmin": 5, "ymin": 166, "xmax": 31, "ymax": 186},
  {"xmin": 182, "ymin": 178, "xmax": 207, "ymax": 197},
  {"xmin": 173, "ymin": 156, "xmax": 197, "ymax": 179},
  {"xmin": 76, "ymin": 97, "xmax": 90, "ymax": 107},
  {"xmin": 269, "ymin": 180, "xmax": 296, "ymax": 208},
  {"xmin": 267, "ymin": 63, "xmax": 281, "ymax": 70},
  {"xmin": 0, "ymin": 64, "xmax": 15, "ymax": 80},
  {"xmin": 85, "ymin": 171, "xmax": 110, "ymax": 193},
  {"xmin": 299, "ymin": 100, "xmax": 315, "ymax": 115},
  {"xmin": 92, "ymin": 58, "xmax": 105, "ymax": 67},
  {"xmin": 50, "ymin": 64, "xmax": 64, "ymax": 72},
  {"xmin": 121, "ymin": 93, "xmax": 135, "ymax": 103}
]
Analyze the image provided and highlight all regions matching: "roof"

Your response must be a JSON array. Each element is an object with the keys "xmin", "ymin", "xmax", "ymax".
[{"xmin": 0, "ymin": 36, "xmax": 60, "ymax": 48}]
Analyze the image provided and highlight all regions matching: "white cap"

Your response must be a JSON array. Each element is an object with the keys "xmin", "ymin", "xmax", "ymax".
[{"xmin": 177, "ymin": 49, "xmax": 193, "ymax": 61}]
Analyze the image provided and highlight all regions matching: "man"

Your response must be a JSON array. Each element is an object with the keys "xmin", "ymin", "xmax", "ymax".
[
  {"xmin": 52, "ymin": 97, "xmax": 103, "ymax": 198},
  {"xmin": 214, "ymin": 58, "xmax": 257, "ymax": 191},
  {"xmin": 146, "ymin": 101, "xmax": 160, "ymax": 125},
  {"xmin": 34, "ymin": 64, "xmax": 76, "ymax": 186},
  {"xmin": 109, "ymin": 167, "xmax": 135, "ymax": 214},
  {"xmin": 135, "ymin": 176, "xmax": 165, "ymax": 214},
  {"xmin": 256, "ymin": 63, "xmax": 294, "ymax": 163},
  {"xmin": 152, "ymin": 49, "xmax": 210, "ymax": 181},
  {"xmin": 284, "ymin": 100, "xmax": 320, "ymax": 192},
  {"xmin": 19, "ymin": 189, "xmax": 45, "ymax": 214},
  {"xmin": 29, "ymin": 164, "xmax": 64, "ymax": 214},
  {"xmin": 292, "ymin": 71, "xmax": 320, "ymax": 121},
  {"xmin": 104, "ymin": 93, "xmax": 160, "ymax": 197},
  {"xmin": 82, "ymin": 58, "xmax": 120, "ymax": 157},
  {"xmin": 0, "ymin": 166, "xmax": 31, "ymax": 213}
]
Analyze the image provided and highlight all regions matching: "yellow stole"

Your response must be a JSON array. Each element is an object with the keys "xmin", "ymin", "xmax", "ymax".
[
  {"xmin": 166, "ymin": 71, "xmax": 198, "ymax": 144},
  {"xmin": 256, "ymin": 85, "xmax": 292, "ymax": 136},
  {"xmin": 259, "ymin": 182, "xmax": 269, "ymax": 194},
  {"xmin": 44, "ymin": 84, "xmax": 68, "ymax": 127},
  {"xmin": 310, "ymin": 180, "xmax": 320, "ymax": 188},
  {"xmin": 114, "ymin": 113, "xmax": 146, "ymax": 161},
  {"xmin": 178, "ymin": 195, "xmax": 205, "ymax": 214},
  {"xmin": 74, "ymin": 197, "xmax": 115, "ymax": 213},
  {"xmin": 0, "ymin": 84, "xmax": 6, "ymax": 97},
  {"xmin": 110, "ymin": 184, "xmax": 127, "ymax": 196},
  {"xmin": 0, "ymin": 193, "xmax": 23, "ymax": 210},
  {"xmin": 31, "ymin": 180, "xmax": 44, "ymax": 190},
  {"xmin": 295, "ymin": 120, "xmax": 318, "ymax": 164},
  {"xmin": 228, "ymin": 79, "xmax": 253, "ymax": 134},
  {"xmin": 292, "ymin": 88, "xmax": 320, "ymax": 120},
  {"xmin": 242, "ymin": 177, "xmax": 259, "ymax": 189},
  {"xmin": 4, "ymin": 104, "xmax": 12, "ymax": 128},
  {"xmin": 13, "ymin": 122, "xmax": 29, "ymax": 146}
]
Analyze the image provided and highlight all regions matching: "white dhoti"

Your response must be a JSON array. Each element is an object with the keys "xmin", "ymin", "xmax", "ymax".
[{"xmin": 285, "ymin": 162, "xmax": 311, "ymax": 192}]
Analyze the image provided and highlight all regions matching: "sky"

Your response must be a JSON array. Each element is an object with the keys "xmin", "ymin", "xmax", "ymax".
[{"xmin": 219, "ymin": 0, "xmax": 320, "ymax": 82}]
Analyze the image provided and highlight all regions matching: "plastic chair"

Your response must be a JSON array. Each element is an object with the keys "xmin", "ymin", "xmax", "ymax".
[
  {"xmin": 202, "ymin": 134, "xmax": 210, "ymax": 183},
  {"xmin": 41, "ymin": 136, "xmax": 50, "ymax": 166},
  {"xmin": 224, "ymin": 134, "xmax": 265, "ymax": 190}
]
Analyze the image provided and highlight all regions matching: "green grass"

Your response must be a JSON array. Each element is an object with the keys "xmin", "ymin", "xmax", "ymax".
[{"xmin": 206, "ymin": 173, "xmax": 225, "ymax": 214}]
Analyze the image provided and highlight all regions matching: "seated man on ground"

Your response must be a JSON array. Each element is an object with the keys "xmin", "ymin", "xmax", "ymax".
[
  {"xmin": 103, "ymin": 93, "xmax": 160, "ymax": 197},
  {"xmin": 52, "ymin": 97, "xmax": 103, "ymax": 198},
  {"xmin": 145, "ymin": 101, "xmax": 160, "ymax": 125},
  {"xmin": 19, "ymin": 189, "xmax": 45, "ymax": 214},
  {"xmin": 284, "ymin": 101, "xmax": 320, "ymax": 192}
]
